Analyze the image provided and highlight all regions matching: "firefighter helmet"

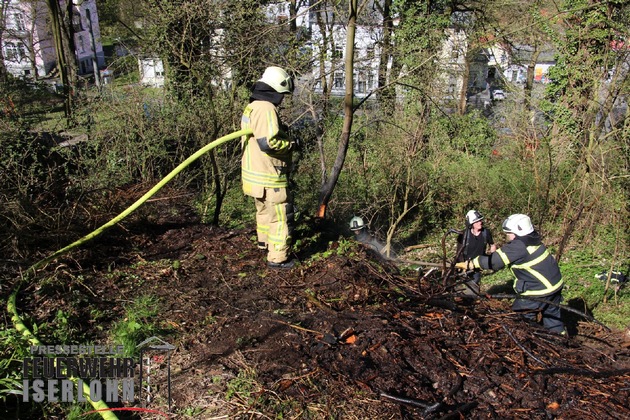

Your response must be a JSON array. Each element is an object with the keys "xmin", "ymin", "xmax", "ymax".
[
  {"xmin": 258, "ymin": 66, "xmax": 293, "ymax": 94},
  {"xmin": 466, "ymin": 210, "xmax": 484, "ymax": 225},
  {"xmin": 349, "ymin": 216, "xmax": 366, "ymax": 231},
  {"xmin": 502, "ymin": 214, "xmax": 534, "ymax": 236}
]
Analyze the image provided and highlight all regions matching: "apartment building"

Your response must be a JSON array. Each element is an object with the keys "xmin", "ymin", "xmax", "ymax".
[{"xmin": 2, "ymin": 0, "xmax": 105, "ymax": 79}]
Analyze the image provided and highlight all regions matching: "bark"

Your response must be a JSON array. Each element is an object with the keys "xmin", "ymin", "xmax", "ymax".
[
  {"xmin": 316, "ymin": 0, "xmax": 357, "ymax": 219},
  {"xmin": 376, "ymin": 0, "xmax": 394, "ymax": 114},
  {"xmin": 458, "ymin": 56, "xmax": 470, "ymax": 115},
  {"xmin": 524, "ymin": 47, "xmax": 540, "ymax": 112},
  {"xmin": 45, "ymin": 0, "xmax": 77, "ymax": 120},
  {"xmin": 0, "ymin": 0, "xmax": 10, "ymax": 84}
]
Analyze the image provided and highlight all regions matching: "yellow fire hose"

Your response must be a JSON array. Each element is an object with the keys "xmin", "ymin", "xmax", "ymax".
[{"xmin": 8, "ymin": 128, "xmax": 252, "ymax": 419}]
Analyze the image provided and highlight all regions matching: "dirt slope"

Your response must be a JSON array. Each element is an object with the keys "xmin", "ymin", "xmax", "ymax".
[{"xmin": 9, "ymin": 207, "xmax": 630, "ymax": 419}]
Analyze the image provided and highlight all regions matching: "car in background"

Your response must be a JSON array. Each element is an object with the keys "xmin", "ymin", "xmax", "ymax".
[{"xmin": 493, "ymin": 89, "xmax": 506, "ymax": 100}]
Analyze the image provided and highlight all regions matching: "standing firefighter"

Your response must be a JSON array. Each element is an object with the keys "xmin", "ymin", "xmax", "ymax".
[
  {"xmin": 457, "ymin": 214, "xmax": 566, "ymax": 334},
  {"xmin": 456, "ymin": 210, "xmax": 496, "ymax": 295},
  {"xmin": 241, "ymin": 66, "xmax": 296, "ymax": 269}
]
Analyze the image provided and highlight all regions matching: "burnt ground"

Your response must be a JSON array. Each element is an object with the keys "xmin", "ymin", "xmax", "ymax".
[{"xmin": 4, "ymin": 199, "xmax": 630, "ymax": 420}]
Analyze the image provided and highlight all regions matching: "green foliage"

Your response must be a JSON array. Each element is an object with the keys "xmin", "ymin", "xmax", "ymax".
[
  {"xmin": 0, "ymin": 127, "xmax": 68, "ymax": 203},
  {"xmin": 442, "ymin": 111, "xmax": 497, "ymax": 157},
  {"xmin": 308, "ymin": 238, "xmax": 359, "ymax": 263},
  {"xmin": 393, "ymin": 0, "xmax": 451, "ymax": 59},
  {"xmin": 51, "ymin": 309, "xmax": 75, "ymax": 343},
  {"xmin": 106, "ymin": 55, "xmax": 139, "ymax": 82},
  {"xmin": 111, "ymin": 295, "xmax": 164, "ymax": 356},
  {"xmin": 0, "ymin": 325, "xmax": 33, "ymax": 402},
  {"xmin": 65, "ymin": 403, "xmax": 103, "ymax": 420},
  {"xmin": 558, "ymin": 250, "xmax": 630, "ymax": 331},
  {"xmin": 225, "ymin": 368, "xmax": 259, "ymax": 402}
]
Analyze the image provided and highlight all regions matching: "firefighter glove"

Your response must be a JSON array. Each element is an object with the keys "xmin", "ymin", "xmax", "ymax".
[
  {"xmin": 455, "ymin": 260, "xmax": 472, "ymax": 270},
  {"xmin": 269, "ymin": 138, "xmax": 291, "ymax": 151}
]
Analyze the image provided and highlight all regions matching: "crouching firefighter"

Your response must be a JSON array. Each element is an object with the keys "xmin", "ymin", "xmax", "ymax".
[
  {"xmin": 241, "ymin": 66, "xmax": 297, "ymax": 269},
  {"xmin": 456, "ymin": 214, "xmax": 566, "ymax": 334}
]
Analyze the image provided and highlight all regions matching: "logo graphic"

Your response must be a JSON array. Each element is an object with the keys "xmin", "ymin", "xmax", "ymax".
[{"xmin": 21, "ymin": 338, "xmax": 174, "ymax": 416}]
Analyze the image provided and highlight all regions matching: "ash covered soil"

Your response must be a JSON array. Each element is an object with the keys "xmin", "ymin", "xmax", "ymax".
[{"xmin": 8, "ymin": 201, "xmax": 630, "ymax": 419}]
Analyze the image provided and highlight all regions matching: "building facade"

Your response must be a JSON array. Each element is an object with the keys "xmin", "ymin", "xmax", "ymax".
[{"xmin": 2, "ymin": 0, "xmax": 105, "ymax": 79}]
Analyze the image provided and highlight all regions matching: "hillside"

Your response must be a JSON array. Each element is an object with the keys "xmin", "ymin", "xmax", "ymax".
[{"xmin": 4, "ymin": 200, "xmax": 629, "ymax": 419}]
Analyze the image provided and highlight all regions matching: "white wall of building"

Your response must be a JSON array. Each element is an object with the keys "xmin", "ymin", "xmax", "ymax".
[
  {"xmin": 1, "ymin": 0, "xmax": 105, "ymax": 79},
  {"xmin": 139, "ymin": 58, "xmax": 165, "ymax": 88}
]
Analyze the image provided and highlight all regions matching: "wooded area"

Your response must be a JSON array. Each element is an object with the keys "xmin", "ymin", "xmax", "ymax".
[{"xmin": 1, "ymin": 0, "xmax": 629, "ymax": 418}]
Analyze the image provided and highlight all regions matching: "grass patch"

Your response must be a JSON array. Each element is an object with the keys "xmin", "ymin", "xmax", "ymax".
[
  {"xmin": 110, "ymin": 295, "xmax": 167, "ymax": 356},
  {"xmin": 481, "ymin": 249, "xmax": 629, "ymax": 331}
]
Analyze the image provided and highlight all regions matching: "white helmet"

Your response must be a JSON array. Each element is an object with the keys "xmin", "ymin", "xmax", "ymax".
[
  {"xmin": 349, "ymin": 216, "xmax": 365, "ymax": 231},
  {"xmin": 502, "ymin": 214, "xmax": 534, "ymax": 236},
  {"xmin": 466, "ymin": 210, "xmax": 484, "ymax": 225},
  {"xmin": 258, "ymin": 66, "xmax": 293, "ymax": 94}
]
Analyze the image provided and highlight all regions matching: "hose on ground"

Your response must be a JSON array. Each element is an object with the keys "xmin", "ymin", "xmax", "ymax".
[{"xmin": 8, "ymin": 128, "xmax": 252, "ymax": 419}]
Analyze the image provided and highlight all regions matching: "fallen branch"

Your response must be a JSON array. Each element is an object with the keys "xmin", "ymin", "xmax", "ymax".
[
  {"xmin": 380, "ymin": 391, "xmax": 479, "ymax": 419},
  {"xmin": 397, "ymin": 258, "xmax": 444, "ymax": 268},
  {"xmin": 533, "ymin": 367, "xmax": 630, "ymax": 378},
  {"xmin": 403, "ymin": 244, "xmax": 434, "ymax": 252},
  {"xmin": 380, "ymin": 391, "xmax": 432, "ymax": 408},
  {"xmin": 502, "ymin": 325, "xmax": 548, "ymax": 367}
]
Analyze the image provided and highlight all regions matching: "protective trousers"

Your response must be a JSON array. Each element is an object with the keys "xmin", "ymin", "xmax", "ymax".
[
  {"xmin": 512, "ymin": 290, "xmax": 565, "ymax": 333},
  {"xmin": 254, "ymin": 187, "xmax": 293, "ymax": 263}
]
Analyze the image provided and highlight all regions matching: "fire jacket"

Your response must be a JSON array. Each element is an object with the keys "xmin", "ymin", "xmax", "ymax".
[
  {"xmin": 240, "ymin": 100, "xmax": 293, "ymax": 198},
  {"xmin": 471, "ymin": 232, "xmax": 563, "ymax": 297}
]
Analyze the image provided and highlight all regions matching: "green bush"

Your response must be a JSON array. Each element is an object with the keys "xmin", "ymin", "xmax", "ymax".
[{"xmin": 111, "ymin": 295, "xmax": 163, "ymax": 357}]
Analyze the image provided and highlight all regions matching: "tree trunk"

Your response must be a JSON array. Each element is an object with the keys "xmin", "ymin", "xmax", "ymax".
[
  {"xmin": 316, "ymin": 0, "xmax": 357, "ymax": 219},
  {"xmin": 458, "ymin": 56, "xmax": 470, "ymax": 115},
  {"xmin": 45, "ymin": 0, "xmax": 73, "ymax": 120},
  {"xmin": 0, "ymin": 0, "xmax": 8, "ymax": 84},
  {"xmin": 60, "ymin": 0, "xmax": 77, "ymax": 86},
  {"xmin": 524, "ymin": 47, "xmax": 540, "ymax": 112},
  {"xmin": 377, "ymin": 0, "xmax": 394, "ymax": 114}
]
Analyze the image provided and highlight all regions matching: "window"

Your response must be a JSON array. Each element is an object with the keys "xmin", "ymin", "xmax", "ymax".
[
  {"xmin": 3, "ymin": 42, "xmax": 25, "ymax": 61},
  {"xmin": 332, "ymin": 45, "xmax": 343, "ymax": 59},
  {"xmin": 4, "ymin": 43, "xmax": 18, "ymax": 61},
  {"xmin": 6, "ymin": 42, "xmax": 27, "ymax": 62},
  {"xmin": 77, "ymin": 35, "xmax": 85, "ymax": 53},
  {"xmin": 366, "ymin": 46, "xmax": 375, "ymax": 60},
  {"xmin": 17, "ymin": 42, "xmax": 26, "ymax": 61},
  {"xmin": 368, "ymin": 75, "xmax": 374, "ymax": 90},
  {"xmin": 14, "ymin": 13, "xmax": 26, "ymax": 31},
  {"xmin": 81, "ymin": 59, "xmax": 88, "ymax": 74},
  {"xmin": 73, "ymin": 8, "xmax": 83, "ymax": 32},
  {"xmin": 333, "ymin": 72, "xmax": 343, "ymax": 89}
]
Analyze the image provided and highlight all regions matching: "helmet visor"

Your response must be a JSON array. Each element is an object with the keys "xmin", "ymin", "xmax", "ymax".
[{"xmin": 281, "ymin": 76, "xmax": 294, "ymax": 93}]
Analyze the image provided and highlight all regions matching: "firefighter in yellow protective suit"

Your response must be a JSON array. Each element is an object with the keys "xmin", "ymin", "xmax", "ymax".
[{"xmin": 241, "ymin": 66, "xmax": 296, "ymax": 269}]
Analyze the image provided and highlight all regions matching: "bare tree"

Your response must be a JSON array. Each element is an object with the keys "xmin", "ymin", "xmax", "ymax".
[
  {"xmin": 45, "ymin": 0, "xmax": 78, "ymax": 120},
  {"xmin": 316, "ymin": 0, "xmax": 361, "ymax": 219},
  {"xmin": 0, "ymin": 0, "xmax": 8, "ymax": 83}
]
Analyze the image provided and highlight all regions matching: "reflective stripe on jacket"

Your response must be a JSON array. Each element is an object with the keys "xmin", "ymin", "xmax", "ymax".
[
  {"xmin": 241, "ymin": 101, "xmax": 292, "ymax": 198},
  {"xmin": 473, "ymin": 237, "xmax": 563, "ymax": 296}
]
